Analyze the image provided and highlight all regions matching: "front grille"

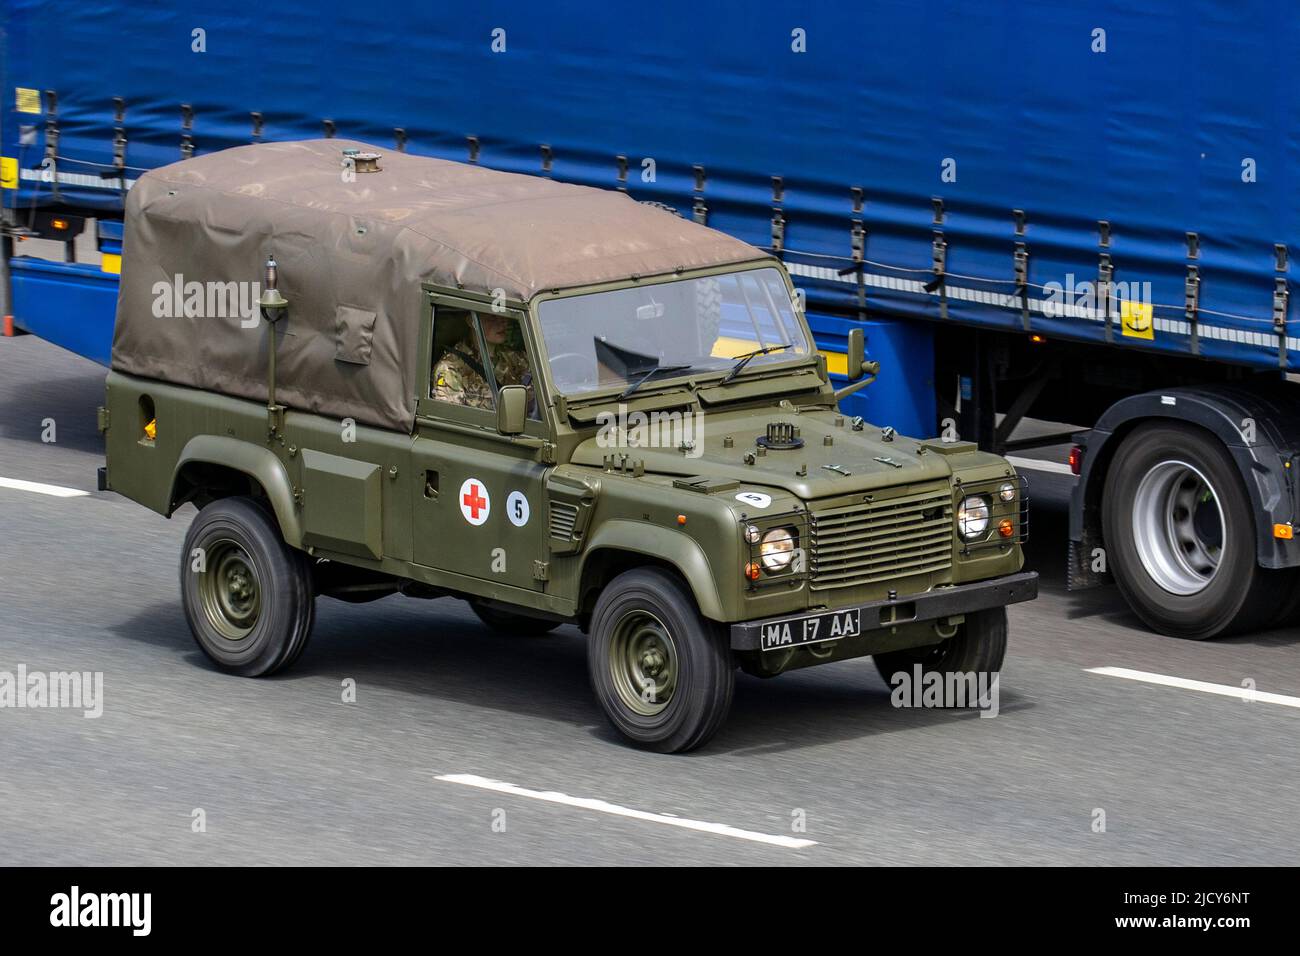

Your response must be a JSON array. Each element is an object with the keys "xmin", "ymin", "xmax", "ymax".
[
  {"xmin": 808, "ymin": 488, "xmax": 953, "ymax": 590},
  {"xmin": 549, "ymin": 501, "xmax": 579, "ymax": 539}
]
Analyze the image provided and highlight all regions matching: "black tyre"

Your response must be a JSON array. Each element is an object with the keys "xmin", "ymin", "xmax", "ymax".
[
  {"xmin": 872, "ymin": 607, "xmax": 1007, "ymax": 698},
  {"xmin": 588, "ymin": 568, "xmax": 733, "ymax": 753},
  {"xmin": 470, "ymin": 602, "xmax": 562, "ymax": 636},
  {"xmin": 1101, "ymin": 422, "xmax": 1294, "ymax": 639},
  {"xmin": 180, "ymin": 496, "xmax": 315, "ymax": 676}
]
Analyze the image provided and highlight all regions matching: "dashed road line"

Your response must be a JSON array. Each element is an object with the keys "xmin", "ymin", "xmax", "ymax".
[
  {"xmin": 0, "ymin": 476, "xmax": 90, "ymax": 498},
  {"xmin": 436, "ymin": 773, "xmax": 817, "ymax": 849},
  {"xmin": 1086, "ymin": 666, "xmax": 1300, "ymax": 709}
]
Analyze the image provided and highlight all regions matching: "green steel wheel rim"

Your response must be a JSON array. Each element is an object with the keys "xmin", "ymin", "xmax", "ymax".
[
  {"xmin": 198, "ymin": 537, "xmax": 263, "ymax": 641},
  {"xmin": 609, "ymin": 609, "xmax": 679, "ymax": 717}
]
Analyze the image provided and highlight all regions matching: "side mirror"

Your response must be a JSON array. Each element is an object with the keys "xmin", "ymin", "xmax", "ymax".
[
  {"xmin": 833, "ymin": 327, "xmax": 881, "ymax": 401},
  {"xmin": 497, "ymin": 384, "xmax": 528, "ymax": 435},
  {"xmin": 846, "ymin": 327, "xmax": 866, "ymax": 381}
]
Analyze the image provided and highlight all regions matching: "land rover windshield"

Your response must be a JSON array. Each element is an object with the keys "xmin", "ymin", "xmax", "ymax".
[{"xmin": 536, "ymin": 267, "xmax": 812, "ymax": 396}]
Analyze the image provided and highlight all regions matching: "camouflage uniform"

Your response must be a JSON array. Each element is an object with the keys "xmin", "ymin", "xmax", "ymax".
[{"xmin": 433, "ymin": 337, "xmax": 530, "ymax": 409}]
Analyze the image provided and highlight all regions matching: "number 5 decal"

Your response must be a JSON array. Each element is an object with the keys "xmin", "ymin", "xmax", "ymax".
[{"xmin": 506, "ymin": 491, "xmax": 530, "ymax": 527}]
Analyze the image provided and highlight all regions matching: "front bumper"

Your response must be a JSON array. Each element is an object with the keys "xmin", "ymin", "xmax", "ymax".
[{"xmin": 729, "ymin": 570, "xmax": 1038, "ymax": 651}]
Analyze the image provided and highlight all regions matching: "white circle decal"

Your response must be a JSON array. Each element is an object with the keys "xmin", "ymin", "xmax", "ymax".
[
  {"xmin": 459, "ymin": 478, "xmax": 491, "ymax": 525},
  {"xmin": 506, "ymin": 491, "xmax": 531, "ymax": 527},
  {"xmin": 735, "ymin": 491, "xmax": 772, "ymax": 509}
]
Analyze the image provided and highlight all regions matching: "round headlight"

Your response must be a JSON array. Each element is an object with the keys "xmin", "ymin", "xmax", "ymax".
[
  {"xmin": 743, "ymin": 524, "xmax": 761, "ymax": 545},
  {"xmin": 998, "ymin": 481, "xmax": 1016, "ymax": 502},
  {"xmin": 760, "ymin": 527, "xmax": 796, "ymax": 572},
  {"xmin": 957, "ymin": 495, "xmax": 990, "ymax": 539}
]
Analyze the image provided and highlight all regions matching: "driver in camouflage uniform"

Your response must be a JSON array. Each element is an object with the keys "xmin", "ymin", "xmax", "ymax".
[{"xmin": 433, "ymin": 313, "xmax": 531, "ymax": 409}]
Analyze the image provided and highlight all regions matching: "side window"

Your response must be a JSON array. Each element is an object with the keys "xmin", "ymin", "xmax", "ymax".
[
  {"xmin": 431, "ymin": 309, "xmax": 494, "ymax": 409},
  {"xmin": 429, "ymin": 308, "xmax": 539, "ymax": 418}
]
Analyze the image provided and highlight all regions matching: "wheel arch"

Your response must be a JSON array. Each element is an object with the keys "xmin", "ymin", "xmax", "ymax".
[
  {"xmin": 578, "ymin": 521, "xmax": 727, "ymax": 623},
  {"xmin": 171, "ymin": 435, "xmax": 303, "ymax": 548},
  {"xmin": 1070, "ymin": 386, "xmax": 1300, "ymax": 572}
]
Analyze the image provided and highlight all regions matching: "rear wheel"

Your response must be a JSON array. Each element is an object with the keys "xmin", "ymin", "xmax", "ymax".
[
  {"xmin": 1101, "ymin": 422, "xmax": 1294, "ymax": 639},
  {"xmin": 588, "ymin": 568, "xmax": 733, "ymax": 753},
  {"xmin": 181, "ymin": 496, "xmax": 315, "ymax": 676},
  {"xmin": 872, "ymin": 608, "xmax": 1006, "ymax": 699}
]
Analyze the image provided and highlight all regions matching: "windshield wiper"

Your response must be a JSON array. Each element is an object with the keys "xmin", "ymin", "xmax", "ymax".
[
  {"xmin": 719, "ymin": 344, "xmax": 791, "ymax": 385},
  {"xmin": 619, "ymin": 363, "xmax": 693, "ymax": 400}
]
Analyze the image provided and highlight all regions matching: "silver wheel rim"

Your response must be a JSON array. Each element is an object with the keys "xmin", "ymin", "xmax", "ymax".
[{"xmin": 1131, "ymin": 460, "xmax": 1225, "ymax": 596}]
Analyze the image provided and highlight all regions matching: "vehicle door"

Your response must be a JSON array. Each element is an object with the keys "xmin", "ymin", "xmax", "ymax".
[{"xmin": 410, "ymin": 291, "xmax": 551, "ymax": 594}]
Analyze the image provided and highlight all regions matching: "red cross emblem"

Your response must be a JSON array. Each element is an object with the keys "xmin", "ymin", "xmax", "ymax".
[{"xmin": 458, "ymin": 478, "xmax": 490, "ymax": 525}]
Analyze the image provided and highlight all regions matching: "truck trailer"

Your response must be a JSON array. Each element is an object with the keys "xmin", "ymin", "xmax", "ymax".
[{"xmin": 2, "ymin": 0, "xmax": 1297, "ymax": 638}]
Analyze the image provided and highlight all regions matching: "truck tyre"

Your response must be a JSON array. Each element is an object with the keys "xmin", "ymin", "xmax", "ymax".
[
  {"xmin": 588, "ymin": 568, "xmax": 733, "ymax": 753},
  {"xmin": 1101, "ymin": 422, "xmax": 1293, "ymax": 639},
  {"xmin": 180, "ymin": 496, "xmax": 315, "ymax": 676},
  {"xmin": 470, "ymin": 602, "xmax": 562, "ymax": 635},
  {"xmin": 872, "ymin": 608, "xmax": 1007, "ymax": 698}
]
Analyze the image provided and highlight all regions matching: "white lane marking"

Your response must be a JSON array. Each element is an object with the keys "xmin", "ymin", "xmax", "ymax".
[
  {"xmin": 1006, "ymin": 455, "xmax": 1074, "ymax": 476},
  {"xmin": 1086, "ymin": 666, "xmax": 1300, "ymax": 709},
  {"xmin": 436, "ymin": 773, "xmax": 817, "ymax": 849},
  {"xmin": 0, "ymin": 476, "xmax": 90, "ymax": 498}
]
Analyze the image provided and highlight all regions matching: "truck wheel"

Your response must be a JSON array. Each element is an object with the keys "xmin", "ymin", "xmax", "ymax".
[
  {"xmin": 588, "ymin": 568, "xmax": 733, "ymax": 753},
  {"xmin": 180, "ymin": 496, "xmax": 315, "ymax": 676},
  {"xmin": 872, "ymin": 608, "xmax": 1007, "ymax": 697},
  {"xmin": 1101, "ymin": 422, "xmax": 1293, "ymax": 639},
  {"xmin": 470, "ymin": 602, "xmax": 561, "ymax": 635}
]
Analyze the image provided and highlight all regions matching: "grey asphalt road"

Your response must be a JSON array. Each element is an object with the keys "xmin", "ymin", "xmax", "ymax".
[{"xmin": 2, "ymin": 334, "xmax": 1298, "ymax": 866}]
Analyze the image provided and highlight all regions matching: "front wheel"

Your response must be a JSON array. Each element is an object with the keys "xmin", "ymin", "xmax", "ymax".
[
  {"xmin": 180, "ymin": 496, "xmax": 315, "ymax": 676},
  {"xmin": 1101, "ymin": 422, "xmax": 1294, "ymax": 639},
  {"xmin": 872, "ymin": 607, "xmax": 1007, "ymax": 698},
  {"xmin": 588, "ymin": 568, "xmax": 733, "ymax": 753}
]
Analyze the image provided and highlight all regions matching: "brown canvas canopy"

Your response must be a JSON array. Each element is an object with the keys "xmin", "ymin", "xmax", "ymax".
[{"xmin": 112, "ymin": 139, "xmax": 766, "ymax": 431}]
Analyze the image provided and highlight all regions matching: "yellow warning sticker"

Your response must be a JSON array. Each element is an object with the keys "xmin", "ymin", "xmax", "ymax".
[
  {"xmin": 15, "ymin": 87, "xmax": 41, "ymax": 114},
  {"xmin": 1121, "ymin": 299, "xmax": 1154, "ymax": 340},
  {"xmin": 0, "ymin": 156, "xmax": 16, "ymax": 190},
  {"xmin": 100, "ymin": 253, "xmax": 122, "ymax": 275}
]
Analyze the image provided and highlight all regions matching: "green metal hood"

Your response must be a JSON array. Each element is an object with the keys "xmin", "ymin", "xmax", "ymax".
[{"xmin": 569, "ymin": 404, "xmax": 1004, "ymax": 499}]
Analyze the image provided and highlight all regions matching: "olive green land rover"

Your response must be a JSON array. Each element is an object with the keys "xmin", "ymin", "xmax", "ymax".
[{"xmin": 100, "ymin": 140, "xmax": 1036, "ymax": 752}]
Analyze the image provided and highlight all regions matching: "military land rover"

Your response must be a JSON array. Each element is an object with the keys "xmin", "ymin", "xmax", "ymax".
[{"xmin": 101, "ymin": 140, "xmax": 1036, "ymax": 752}]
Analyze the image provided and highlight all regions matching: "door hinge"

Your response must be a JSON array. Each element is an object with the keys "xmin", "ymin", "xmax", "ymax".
[
  {"xmin": 532, "ymin": 560, "xmax": 550, "ymax": 582},
  {"xmin": 96, "ymin": 406, "xmax": 110, "ymax": 433}
]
